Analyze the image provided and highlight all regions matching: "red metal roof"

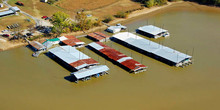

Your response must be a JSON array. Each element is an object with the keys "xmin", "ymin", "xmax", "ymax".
[
  {"xmin": 69, "ymin": 58, "xmax": 98, "ymax": 68},
  {"xmin": 81, "ymin": 58, "xmax": 99, "ymax": 65},
  {"xmin": 93, "ymin": 42, "xmax": 147, "ymax": 72},
  {"xmin": 62, "ymin": 35, "xmax": 84, "ymax": 46},
  {"xmin": 121, "ymin": 59, "xmax": 147, "ymax": 71},
  {"xmin": 87, "ymin": 32, "xmax": 110, "ymax": 41}
]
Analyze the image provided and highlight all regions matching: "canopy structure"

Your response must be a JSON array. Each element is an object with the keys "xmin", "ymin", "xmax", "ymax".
[
  {"xmin": 111, "ymin": 32, "xmax": 192, "ymax": 66},
  {"xmin": 49, "ymin": 46, "xmax": 98, "ymax": 70},
  {"xmin": 88, "ymin": 42, "xmax": 147, "ymax": 73},
  {"xmin": 71, "ymin": 65, "xmax": 109, "ymax": 80},
  {"xmin": 137, "ymin": 25, "xmax": 169, "ymax": 38}
]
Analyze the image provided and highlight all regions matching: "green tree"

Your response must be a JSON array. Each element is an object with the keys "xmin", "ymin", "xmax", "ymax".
[
  {"xmin": 75, "ymin": 11, "xmax": 94, "ymax": 31},
  {"xmin": 102, "ymin": 15, "xmax": 114, "ymax": 23},
  {"xmin": 145, "ymin": 0, "xmax": 155, "ymax": 7},
  {"xmin": 51, "ymin": 11, "xmax": 71, "ymax": 37}
]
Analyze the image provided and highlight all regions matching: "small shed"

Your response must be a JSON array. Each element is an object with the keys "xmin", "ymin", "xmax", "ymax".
[
  {"xmin": 106, "ymin": 26, "xmax": 121, "ymax": 33},
  {"xmin": 9, "ymin": 7, "xmax": 20, "ymax": 12}
]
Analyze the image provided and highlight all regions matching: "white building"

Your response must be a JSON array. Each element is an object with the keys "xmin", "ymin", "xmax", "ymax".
[
  {"xmin": 0, "ymin": 4, "xmax": 3, "ymax": 8},
  {"xmin": 40, "ymin": 0, "xmax": 48, "ymax": 3}
]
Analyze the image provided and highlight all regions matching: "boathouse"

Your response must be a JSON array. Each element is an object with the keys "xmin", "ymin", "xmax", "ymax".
[
  {"xmin": 59, "ymin": 36, "xmax": 85, "ymax": 47},
  {"xmin": 29, "ymin": 41, "xmax": 46, "ymax": 51},
  {"xmin": 48, "ymin": 46, "xmax": 99, "ymax": 71},
  {"xmin": 87, "ymin": 32, "xmax": 110, "ymax": 42},
  {"xmin": 137, "ymin": 25, "xmax": 170, "ymax": 38},
  {"xmin": 71, "ymin": 65, "xmax": 109, "ymax": 82},
  {"xmin": 87, "ymin": 42, "xmax": 147, "ymax": 73},
  {"xmin": 111, "ymin": 32, "xmax": 192, "ymax": 67}
]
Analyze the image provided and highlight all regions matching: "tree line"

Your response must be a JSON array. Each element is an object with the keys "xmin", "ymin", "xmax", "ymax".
[
  {"xmin": 185, "ymin": 0, "xmax": 220, "ymax": 6},
  {"xmin": 50, "ymin": 11, "xmax": 102, "ymax": 37},
  {"xmin": 134, "ymin": 0, "xmax": 220, "ymax": 7}
]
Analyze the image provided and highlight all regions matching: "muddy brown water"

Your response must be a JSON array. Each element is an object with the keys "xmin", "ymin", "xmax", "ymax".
[{"xmin": 0, "ymin": 3, "xmax": 220, "ymax": 110}]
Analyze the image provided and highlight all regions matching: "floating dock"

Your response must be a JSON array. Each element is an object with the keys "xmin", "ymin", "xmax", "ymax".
[
  {"xmin": 71, "ymin": 65, "xmax": 109, "ymax": 83},
  {"xmin": 87, "ymin": 42, "xmax": 147, "ymax": 73},
  {"xmin": 137, "ymin": 25, "xmax": 170, "ymax": 38},
  {"xmin": 111, "ymin": 32, "xmax": 192, "ymax": 67},
  {"xmin": 59, "ymin": 35, "xmax": 85, "ymax": 47},
  {"xmin": 87, "ymin": 32, "xmax": 110, "ymax": 42},
  {"xmin": 48, "ymin": 46, "xmax": 99, "ymax": 71}
]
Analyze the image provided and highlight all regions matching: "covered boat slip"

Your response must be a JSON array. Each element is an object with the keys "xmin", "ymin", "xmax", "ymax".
[
  {"xmin": 137, "ymin": 25, "xmax": 170, "ymax": 38},
  {"xmin": 87, "ymin": 32, "xmax": 110, "ymax": 42},
  {"xmin": 48, "ymin": 46, "xmax": 99, "ymax": 71},
  {"xmin": 111, "ymin": 32, "xmax": 192, "ymax": 67},
  {"xmin": 87, "ymin": 42, "xmax": 147, "ymax": 73},
  {"xmin": 59, "ymin": 36, "xmax": 85, "ymax": 47},
  {"xmin": 71, "ymin": 65, "xmax": 109, "ymax": 82},
  {"xmin": 29, "ymin": 41, "xmax": 46, "ymax": 51}
]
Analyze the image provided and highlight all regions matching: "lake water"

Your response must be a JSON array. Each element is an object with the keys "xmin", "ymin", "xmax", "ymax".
[{"xmin": 0, "ymin": 3, "xmax": 220, "ymax": 110}]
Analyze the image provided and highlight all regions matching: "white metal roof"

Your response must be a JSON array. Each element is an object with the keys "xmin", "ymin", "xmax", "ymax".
[
  {"xmin": 138, "ymin": 25, "xmax": 168, "ymax": 36},
  {"xmin": 88, "ymin": 42, "xmax": 104, "ymax": 50},
  {"xmin": 71, "ymin": 65, "xmax": 109, "ymax": 79},
  {"xmin": 107, "ymin": 26, "xmax": 121, "ymax": 33},
  {"xmin": 59, "ymin": 36, "xmax": 68, "ymax": 41},
  {"xmin": 9, "ymin": 6, "xmax": 20, "ymax": 12},
  {"xmin": 42, "ymin": 41, "xmax": 53, "ymax": 49},
  {"xmin": 112, "ymin": 32, "xmax": 192, "ymax": 63},
  {"xmin": 0, "ymin": 10, "xmax": 14, "ymax": 17},
  {"xmin": 49, "ymin": 46, "xmax": 90, "ymax": 64}
]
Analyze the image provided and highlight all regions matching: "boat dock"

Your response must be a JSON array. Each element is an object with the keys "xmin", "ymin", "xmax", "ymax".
[
  {"xmin": 87, "ymin": 42, "xmax": 147, "ymax": 73},
  {"xmin": 59, "ymin": 35, "xmax": 85, "ymax": 47},
  {"xmin": 71, "ymin": 65, "xmax": 109, "ymax": 83},
  {"xmin": 87, "ymin": 32, "xmax": 110, "ymax": 42},
  {"xmin": 136, "ymin": 25, "xmax": 170, "ymax": 38},
  {"xmin": 48, "ymin": 46, "xmax": 99, "ymax": 71},
  {"xmin": 111, "ymin": 32, "xmax": 192, "ymax": 67}
]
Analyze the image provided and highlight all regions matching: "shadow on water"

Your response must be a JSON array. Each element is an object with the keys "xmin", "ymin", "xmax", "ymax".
[
  {"xmin": 44, "ymin": 52, "xmax": 78, "ymax": 72},
  {"xmin": 64, "ymin": 75, "xmax": 76, "ymax": 82}
]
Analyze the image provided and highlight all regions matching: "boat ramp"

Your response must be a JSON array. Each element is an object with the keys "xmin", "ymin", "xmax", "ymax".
[
  {"xmin": 111, "ymin": 32, "xmax": 192, "ymax": 67},
  {"xmin": 87, "ymin": 42, "xmax": 147, "ymax": 73}
]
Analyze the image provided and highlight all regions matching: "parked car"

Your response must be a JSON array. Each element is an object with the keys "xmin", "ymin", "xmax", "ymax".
[
  {"xmin": 26, "ymin": 33, "xmax": 33, "ymax": 36},
  {"xmin": 16, "ymin": 1, "xmax": 24, "ymax": 6},
  {"xmin": 45, "ymin": 17, "xmax": 50, "ymax": 20},
  {"xmin": 42, "ymin": 16, "xmax": 48, "ymax": 19},
  {"xmin": 2, "ymin": 34, "xmax": 9, "ymax": 37}
]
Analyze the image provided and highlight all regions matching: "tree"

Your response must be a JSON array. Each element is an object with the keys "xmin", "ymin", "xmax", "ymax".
[
  {"xmin": 51, "ymin": 11, "xmax": 71, "ymax": 37},
  {"xmin": 145, "ymin": 0, "xmax": 154, "ymax": 7},
  {"xmin": 75, "ymin": 11, "xmax": 93, "ymax": 31}
]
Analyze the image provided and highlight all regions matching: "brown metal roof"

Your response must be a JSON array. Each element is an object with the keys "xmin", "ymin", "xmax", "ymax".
[
  {"xmin": 29, "ymin": 41, "xmax": 45, "ymax": 50},
  {"xmin": 87, "ymin": 32, "xmax": 110, "ymax": 41},
  {"xmin": 62, "ymin": 35, "xmax": 84, "ymax": 46},
  {"xmin": 92, "ymin": 42, "xmax": 147, "ymax": 72}
]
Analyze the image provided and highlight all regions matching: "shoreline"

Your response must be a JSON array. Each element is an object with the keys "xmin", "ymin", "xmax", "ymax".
[{"xmin": 0, "ymin": 1, "xmax": 219, "ymax": 52}]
